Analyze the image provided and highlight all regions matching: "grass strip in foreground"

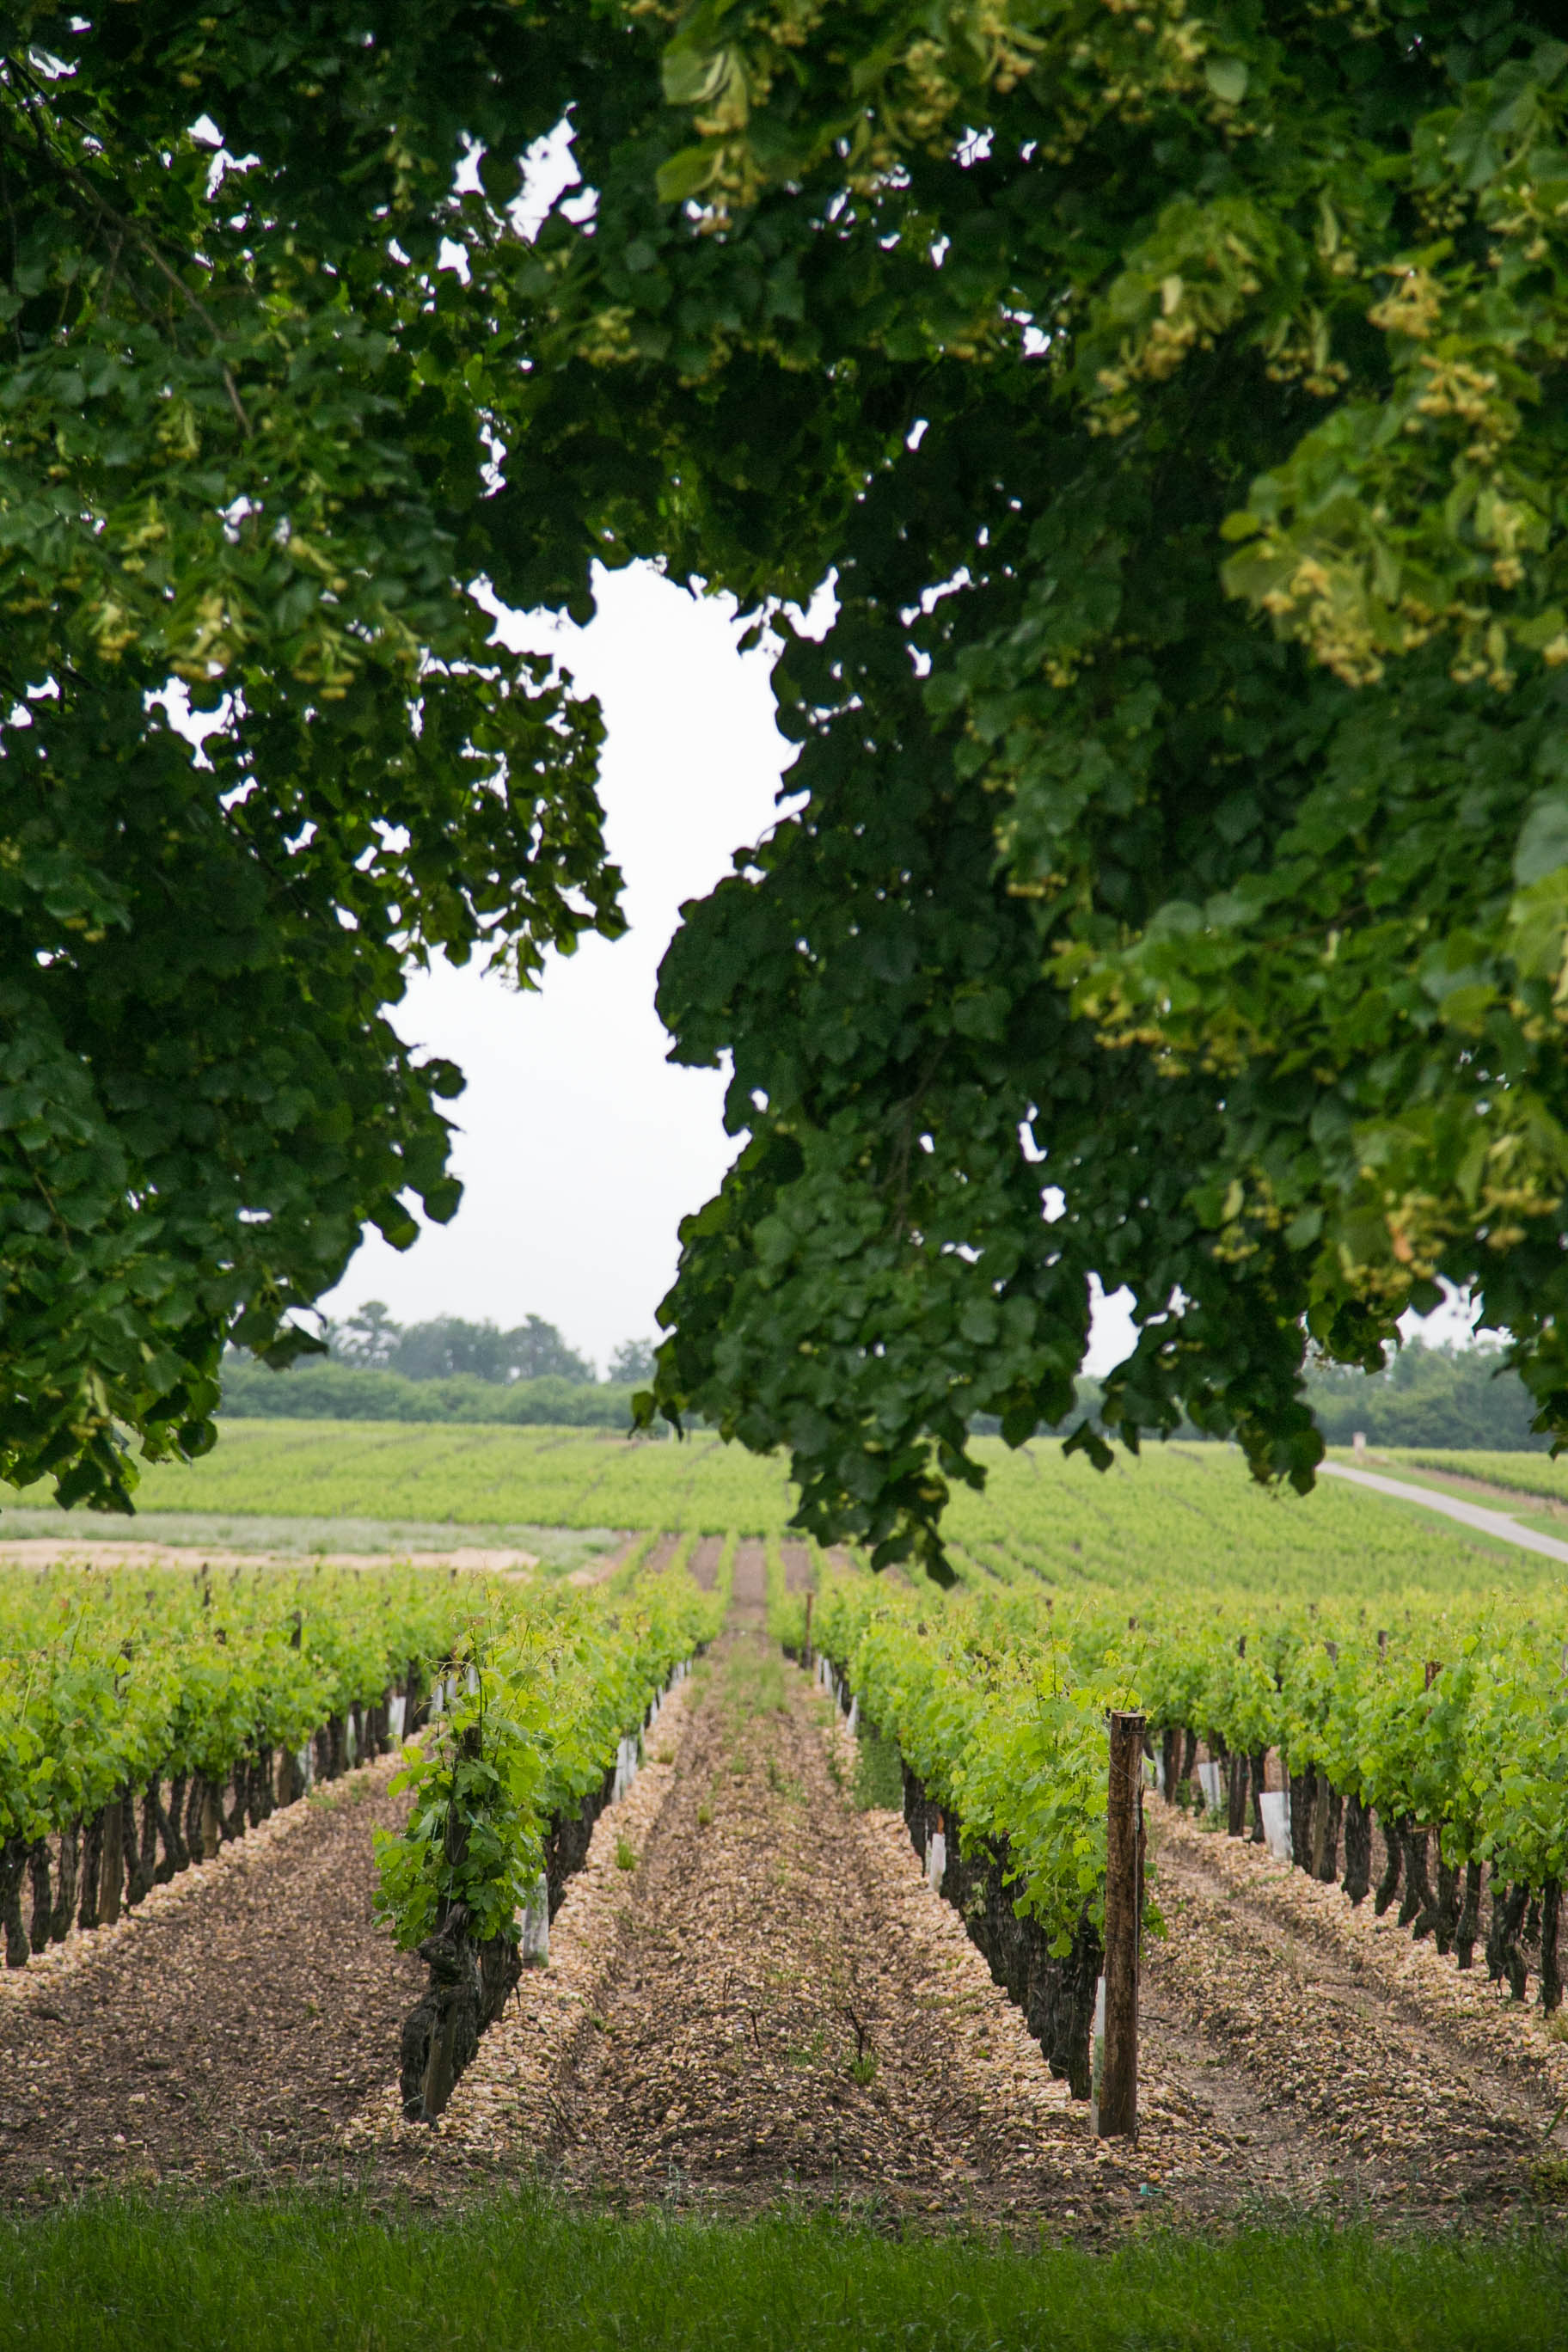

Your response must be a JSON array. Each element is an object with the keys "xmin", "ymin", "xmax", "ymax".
[{"xmin": 1, "ymin": 2195, "xmax": 1564, "ymax": 2350}]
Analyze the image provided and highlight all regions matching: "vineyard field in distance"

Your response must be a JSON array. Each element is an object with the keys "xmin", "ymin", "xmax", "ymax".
[{"xmin": 4, "ymin": 1420, "xmax": 1557, "ymax": 1606}]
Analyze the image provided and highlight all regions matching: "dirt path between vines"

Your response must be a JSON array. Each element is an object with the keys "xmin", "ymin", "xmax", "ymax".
[
  {"xmin": 353, "ymin": 1623, "xmax": 1568, "ymax": 2234},
  {"xmin": 0, "ymin": 1763, "xmax": 421, "ymax": 2201}
]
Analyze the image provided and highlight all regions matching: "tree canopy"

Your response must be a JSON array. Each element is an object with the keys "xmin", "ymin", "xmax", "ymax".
[
  {"xmin": 330, "ymin": 1307, "xmax": 595, "ymax": 1385},
  {"xmin": 0, "ymin": 3, "xmax": 622, "ymax": 1507},
  {"xmin": 12, "ymin": 1, "xmax": 1568, "ymax": 1571}
]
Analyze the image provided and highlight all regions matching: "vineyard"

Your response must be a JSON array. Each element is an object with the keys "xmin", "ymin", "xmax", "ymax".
[
  {"xmin": 3, "ymin": 1435, "xmax": 1567, "ymax": 2269},
  {"xmin": 8, "ymin": 1423, "xmax": 1554, "ymax": 1600}
]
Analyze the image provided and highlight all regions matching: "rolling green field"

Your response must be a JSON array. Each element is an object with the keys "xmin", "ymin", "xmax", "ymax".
[
  {"xmin": 5, "ymin": 1421, "xmax": 1556, "ymax": 1604},
  {"xmin": 1386, "ymin": 1448, "xmax": 1568, "ymax": 1508}
]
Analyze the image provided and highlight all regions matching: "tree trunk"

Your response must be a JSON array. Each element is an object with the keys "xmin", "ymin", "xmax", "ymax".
[
  {"xmin": 314, "ymin": 1724, "xmax": 334, "ymax": 1785},
  {"xmin": 1373, "ymin": 1811, "xmax": 1404, "ymax": 1915},
  {"xmin": 50, "ymin": 1817, "xmax": 79, "ymax": 1943},
  {"xmin": 1179, "ymin": 1728, "xmax": 1197, "ymax": 1796},
  {"xmin": 77, "ymin": 1806, "xmax": 104, "ymax": 1930},
  {"xmin": 1226, "ymin": 1750, "xmax": 1249, "ymax": 1838},
  {"xmin": 1248, "ymin": 1752, "xmax": 1268, "ymax": 1844},
  {"xmin": 1454, "ymin": 1859, "xmax": 1484, "ymax": 1970},
  {"xmin": 1341, "ymin": 1793, "xmax": 1372, "ymax": 1905},
  {"xmin": 276, "ymin": 1747, "xmax": 305, "ymax": 1807},
  {"xmin": 1311, "ymin": 1779, "xmax": 1342, "ymax": 1882},
  {"xmin": 222, "ymin": 1768, "xmax": 248, "ymax": 1841},
  {"xmin": 0, "ymin": 1836, "xmax": 29, "ymax": 1966},
  {"xmin": 1539, "ymin": 1881, "xmax": 1563, "ymax": 2016},
  {"xmin": 27, "ymin": 1841, "xmax": 51, "ymax": 1953},
  {"xmin": 1160, "ymin": 1726, "xmax": 1179, "ymax": 1801}
]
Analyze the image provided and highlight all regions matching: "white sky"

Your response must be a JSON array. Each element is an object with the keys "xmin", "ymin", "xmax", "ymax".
[{"xmin": 321, "ymin": 561, "xmax": 1475, "ymax": 1380}]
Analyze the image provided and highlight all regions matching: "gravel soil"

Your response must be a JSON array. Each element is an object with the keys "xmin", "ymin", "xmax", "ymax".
[
  {"xmin": 0, "ymin": 1759, "xmax": 422, "ymax": 2201},
  {"xmin": 1145, "ymin": 1808, "xmax": 1568, "ymax": 2220}
]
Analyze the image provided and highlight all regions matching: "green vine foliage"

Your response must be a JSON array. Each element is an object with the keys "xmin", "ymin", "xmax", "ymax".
[
  {"xmin": 818, "ymin": 1556, "xmax": 1568, "ymax": 1934},
  {"xmin": 371, "ymin": 1568, "xmax": 724, "ymax": 1952},
  {"xmin": 0, "ymin": 1559, "xmax": 462, "ymax": 1850}
]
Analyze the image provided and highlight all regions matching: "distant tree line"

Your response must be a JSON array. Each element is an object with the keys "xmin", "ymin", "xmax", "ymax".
[
  {"xmin": 969, "ymin": 1342, "xmax": 1544, "ymax": 1454},
  {"xmin": 225, "ymin": 1314, "xmax": 1538, "ymax": 1451},
  {"xmin": 220, "ymin": 1309, "xmax": 659, "ymax": 1424},
  {"xmin": 1297, "ymin": 1339, "xmax": 1545, "ymax": 1453}
]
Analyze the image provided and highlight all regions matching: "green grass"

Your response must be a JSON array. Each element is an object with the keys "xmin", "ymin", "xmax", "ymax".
[
  {"xmin": 0, "ymin": 2194, "xmax": 1565, "ymax": 2351},
  {"xmin": 852, "ymin": 1718, "xmax": 907, "ymax": 1812}
]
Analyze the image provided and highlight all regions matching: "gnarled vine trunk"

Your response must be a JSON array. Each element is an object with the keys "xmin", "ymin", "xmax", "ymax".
[
  {"xmin": 26, "ymin": 1840, "xmax": 50, "ymax": 1953},
  {"xmin": 1289, "ymin": 1765, "xmax": 1316, "ymax": 1871},
  {"xmin": 1, "ymin": 1835, "xmax": 31, "ymax": 1967},
  {"xmin": 1398, "ymin": 1824, "xmax": 1433, "ymax": 1931},
  {"xmin": 1226, "ymin": 1751, "xmax": 1249, "ymax": 1838},
  {"xmin": 1486, "ymin": 1879, "xmax": 1530, "ymax": 2000},
  {"xmin": 1539, "ymin": 1881, "xmax": 1563, "ymax": 2016},
  {"xmin": 49, "ymin": 1818, "xmax": 79, "ymax": 1944},
  {"xmin": 1454, "ymin": 1859, "xmax": 1484, "ymax": 1970},
  {"xmin": 1341, "ymin": 1793, "xmax": 1372, "ymax": 1905},
  {"xmin": 1373, "ymin": 1811, "xmax": 1404, "ymax": 1915}
]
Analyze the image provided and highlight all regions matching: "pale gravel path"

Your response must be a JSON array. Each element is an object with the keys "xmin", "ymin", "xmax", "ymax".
[{"xmin": 1321, "ymin": 1461, "xmax": 1568, "ymax": 1564}]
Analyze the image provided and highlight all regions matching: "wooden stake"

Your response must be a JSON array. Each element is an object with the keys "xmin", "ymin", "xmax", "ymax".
[
  {"xmin": 1098, "ymin": 1709, "xmax": 1144, "ymax": 2138},
  {"xmin": 97, "ymin": 1793, "xmax": 124, "ymax": 1926}
]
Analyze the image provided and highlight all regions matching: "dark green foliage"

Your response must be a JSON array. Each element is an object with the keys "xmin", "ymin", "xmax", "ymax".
[
  {"xmin": 328, "ymin": 1310, "xmax": 595, "ymax": 1386},
  {"xmin": 19, "ymin": 0, "xmax": 1568, "ymax": 1578},
  {"xmin": 217, "ymin": 1358, "xmax": 637, "ymax": 1428},
  {"xmin": 1305, "ymin": 1342, "xmax": 1547, "ymax": 1451},
  {"xmin": 0, "ymin": 5, "xmax": 628, "ymax": 1511},
  {"xmin": 1, "ymin": 2196, "xmax": 1565, "ymax": 2351},
  {"xmin": 585, "ymin": 1, "xmax": 1568, "ymax": 1571}
]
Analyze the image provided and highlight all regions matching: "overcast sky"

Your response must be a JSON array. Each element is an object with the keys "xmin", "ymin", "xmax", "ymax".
[{"xmin": 321, "ymin": 560, "xmax": 1473, "ymax": 1379}]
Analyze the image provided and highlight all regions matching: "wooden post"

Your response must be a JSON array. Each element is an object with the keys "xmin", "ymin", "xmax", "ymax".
[
  {"xmin": 803, "ymin": 1589, "xmax": 814, "ymax": 1670},
  {"xmin": 96, "ymin": 1793, "xmax": 124, "ymax": 1926},
  {"xmin": 1098, "ymin": 1709, "xmax": 1144, "ymax": 2138}
]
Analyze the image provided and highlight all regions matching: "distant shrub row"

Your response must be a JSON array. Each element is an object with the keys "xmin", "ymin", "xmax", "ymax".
[
  {"xmin": 219, "ymin": 1357, "xmax": 640, "ymax": 1428},
  {"xmin": 222, "ymin": 1337, "xmax": 1543, "ymax": 1450}
]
